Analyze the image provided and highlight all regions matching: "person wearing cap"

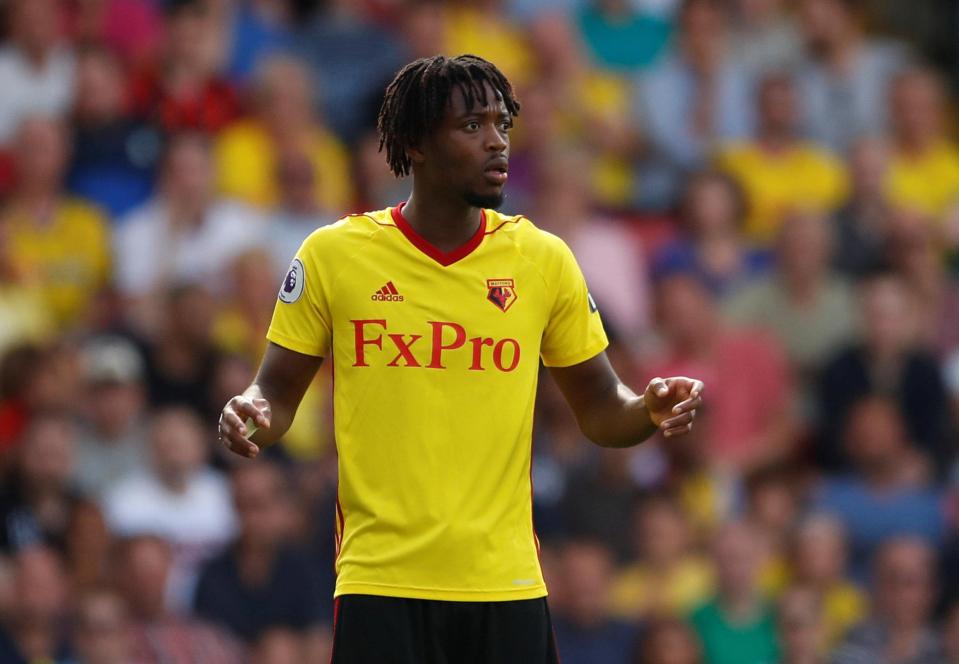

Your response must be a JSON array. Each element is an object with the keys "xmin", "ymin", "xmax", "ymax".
[{"xmin": 72, "ymin": 335, "xmax": 151, "ymax": 501}]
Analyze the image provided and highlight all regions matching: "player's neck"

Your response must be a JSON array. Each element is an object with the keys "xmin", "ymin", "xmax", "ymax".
[{"xmin": 402, "ymin": 188, "xmax": 482, "ymax": 254}]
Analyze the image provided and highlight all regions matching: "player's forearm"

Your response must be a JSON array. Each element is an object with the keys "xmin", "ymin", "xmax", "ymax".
[{"xmin": 578, "ymin": 384, "xmax": 659, "ymax": 448}]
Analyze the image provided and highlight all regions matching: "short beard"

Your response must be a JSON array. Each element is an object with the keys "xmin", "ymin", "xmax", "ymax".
[{"xmin": 463, "ymin": 190, "xmax": 505, "ymax": 210}]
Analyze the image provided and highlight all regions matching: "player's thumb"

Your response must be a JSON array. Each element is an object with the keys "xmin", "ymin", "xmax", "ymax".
[
  {"xmin": 649, "ymin": 377, "xmax": 669, "ymax": 398},
  {"xmin": 251, "ymin": 397, "xmax": 272, "ymax": 428}
]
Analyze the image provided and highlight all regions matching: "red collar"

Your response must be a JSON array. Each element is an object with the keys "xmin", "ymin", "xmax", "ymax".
[{"xmin": 390, "ymin": 202, "xmax": 486, "ymax": 267}]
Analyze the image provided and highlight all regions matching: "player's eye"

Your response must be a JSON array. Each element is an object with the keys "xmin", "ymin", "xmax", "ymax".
[
  {"xmin": 465, "ymin": 121, "xmax": 480, "ymax": 131},
  {"xmin": 499, "ymin": 121, "xmax": 513, "ymax": 132}
]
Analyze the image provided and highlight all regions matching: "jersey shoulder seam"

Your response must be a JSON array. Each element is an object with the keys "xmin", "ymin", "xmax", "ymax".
[
  {"xmin": 500, "ymin": 216, "xmax": 552, "ymax": 293},
  {"xmin": 316, "ymin": 213, "xmax": 394, "ymax": 296}
]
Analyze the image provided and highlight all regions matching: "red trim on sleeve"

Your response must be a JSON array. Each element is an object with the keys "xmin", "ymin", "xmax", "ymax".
[{"xmin": 390, "ymin": 202, "xmax": 487, "ymax": 266}]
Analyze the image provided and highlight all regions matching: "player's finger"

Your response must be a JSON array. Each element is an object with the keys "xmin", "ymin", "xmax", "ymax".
[
  {"xmin": 672, "ymin": 394, "xmax": 703, "ymax": 415},
  {"xmin": 250, "ymin": 397, "xmax": 272, "ymax": 428},
  {"xmin": 221, "ymin": 409, "xmax": 251, "ymax": 438},
  {"xmin": 218, "ymin": 411, "xmax": 260, "ymax": 458},
  {"xmin": 661, "ymin": 410, "xmax": 694, "ymax": 430},
  {"xmin": 663, "ymin": 422, "xmax": 694, "ymax": 438},
  {"xmin": 648, "ymin": 377, "xmax": 669, "ymax": 398},
  {"xmin": 221, "ymin": 433, "xmax": 260, "ymax": 459},
  {"xmin": 231, "ymin": 397, "xmax": 268, "ymax": 427}
]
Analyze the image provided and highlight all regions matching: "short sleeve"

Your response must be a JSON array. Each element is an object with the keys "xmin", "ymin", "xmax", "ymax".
[
  {"xmin": 540, "ymin": 239, "xmax": 609, "ymax": 367},
  {"xmin": 266, "ymin": 238, "xmax": 332, "ymax": 357}
]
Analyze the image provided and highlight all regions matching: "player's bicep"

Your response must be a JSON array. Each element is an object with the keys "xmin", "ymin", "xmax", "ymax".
[{"xmin": 540, "ymin": 240, "xmax": 608, "ymax": 367}]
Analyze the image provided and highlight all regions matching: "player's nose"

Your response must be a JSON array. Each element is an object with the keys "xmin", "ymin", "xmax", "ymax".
[{"xmin": 484, "ymin": 125, "xmax": 508, "ymax": 153}]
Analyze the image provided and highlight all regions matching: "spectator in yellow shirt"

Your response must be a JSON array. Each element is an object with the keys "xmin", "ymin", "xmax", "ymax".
[
  {"xmin": 885, "ymin": 67, "xmax": 959, "ymax": 219},
  {"xmin": 716, "ymin": 72, "xmax": 848, "ymax": 244},
  {"xmin": 214, "ymin": 54, "xmax": 353, "ymax": 213},
  {"xmin": 2, "ymin": 116, "xmax": 110, "ymax": 329},
  {"xmin": 790, "ymin": 514, "xmax": 867, "ymax": 646},
  {"xmin": 609, "ymin": 493, "xmax": 715, "ymax": 620}
]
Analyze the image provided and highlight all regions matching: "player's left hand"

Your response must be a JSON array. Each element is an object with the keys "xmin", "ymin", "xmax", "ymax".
[{"xmin": 644, "ymin": 376, "xmax": 704, "ymax": 438}]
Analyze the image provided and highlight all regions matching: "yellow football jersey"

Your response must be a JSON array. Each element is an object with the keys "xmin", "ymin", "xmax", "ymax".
[{"xmin": 267, "ymin": 204, "xmax": 608, "ymax": 601}]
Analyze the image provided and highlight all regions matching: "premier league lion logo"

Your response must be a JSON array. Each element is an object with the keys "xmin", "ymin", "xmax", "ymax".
[
  {"xmin": 278, "ymin": 258, "xmax": 305, "ymax": 304},
  {"xmin": 486, "ymin": 278, "xmax": 517, "ymax": 312}
]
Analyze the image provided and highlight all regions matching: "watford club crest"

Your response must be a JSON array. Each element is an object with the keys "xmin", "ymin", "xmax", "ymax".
[{"xmin": 486, "ymin": 278, "xmax": 517, "ymax": 312}]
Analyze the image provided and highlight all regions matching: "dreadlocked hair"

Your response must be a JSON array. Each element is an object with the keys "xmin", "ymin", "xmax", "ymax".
[{"xmin": 377, "ymin": 54, "xmax": 521, "ymax": 178}]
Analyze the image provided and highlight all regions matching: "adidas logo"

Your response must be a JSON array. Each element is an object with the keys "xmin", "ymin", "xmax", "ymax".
[{"xmin": 371, "ymin": 281, "xmax": 405, "ymax": 302}]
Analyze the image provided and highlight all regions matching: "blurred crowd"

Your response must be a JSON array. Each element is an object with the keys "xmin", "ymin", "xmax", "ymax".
[{"xmin": 0, "ymin": 0, "xmax": 958, "ymax": 662}]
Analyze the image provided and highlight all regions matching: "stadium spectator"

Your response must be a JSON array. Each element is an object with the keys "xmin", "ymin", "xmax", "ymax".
[
  {"xmin": 211, "ymin": 250, "xmax": 284, "ymax": 364},
  {"xmin": 118, "ymin": 535, "xmax": 245, "ymax": 664},
  {"xmin": 776, "ymin": 586, "xmax": 827, "ymax": 664},
  {"xmin": 128, "ymin": 0, "xmax": 240, "ymax": 134},
  {"xmin": 67, "ymin": 45, "xmax": 161, "ymax": 219},
  {"xmin": 214, "ymin": 54, "xmax": 353, "ymax": 212},
  {"xmin": 609, "ymin": 492, "xmax": 714, "ymax": 619},
  {"xmin": 688, "ymin": 520, "xmax": 780, "ymax": 664},
  {"xmin": 789, "ymin": 514, "xmax": 867, "ymax": 645},
  {"xmin": 296, "ymin": 0, "xmax": 404, "ymax": 143},
  {"xmin": 833, "ymin": 139, "xmax": 894, "ymax": 276},
  {"xmin": 724, "ymin": 211, "xmax": 858, "ymax": 407},
  {"xmin": 943, "ymin": 602, "xmax": 959, "ymax": 664},
  {"xmin": 0, "ymin": 412, "xmax": 108, "ymax": 585},
  {"xmin": 115, "ymin": 133, "xmax": 264, "ymax": 330},
  {"xmin": 140, "ymin": 284, "xmax": 223, "ymax": 418},
  {"xmin": 103, "ymin": 408, "xmax": 237, "ymax": 612},
  {"xmin": 644, "ymin": 272, "xmax": 795, "ymax": 471},
  {"xmin": 70, "ymin": 588, "xmax": 138, "ymax": 664},
  {"xmin": 633, "ymin": 616, "xmax": 703, "ymax": 664},
  {"xmin": 527, "ymin": 13, "xmax": 638, "ymax": 209},
  {"xmin": 551, "ymin": 539, "xmax": 639, "ymax": 664},
  {"xmin": 72, "ymin": 336, "xmax": 150, "ymax": 501},
  {"xmin": 653, "ymin": 170, "xmax": 769, "ymax": 297},
  {"xmin": 658, "ymin": 410, "xmax": 740, "ymax": 538},
  {"xmin": 2, "ymin": 116, "xmax": 111, "ymax": 329},
  {"xmin": 562, "ymin": 446, "xmax": 642, "ymax": 561},
  {"xmin": 884, "ymin": 67, "xmax": 959, "ymax": 218},
  {"xmin": 64, "ymin": 0, "xmax": 164, "ymax": 69},
  {"xmin": 0, "ymin": 222, "xmax": 52, "ymax": 355},
  {"xmin": 193, "ymin": 461, "xmax": 326, "ymax": 644},
  {"xmin": 0, "ymin": 0, "xmax": 75, "ymax": 144},
  {"xmin": 574, "ymin": 0, "xmax": 673, "ymax": 74},
  {"xmin": 832, "ymin": 538, "xmax": 944, "ymax": 663},
  {"xmin": 634, "ymin": 0, "xmax": 753, "ymax": 178},
  {"xmin": 206, "ymin": 0, "xmax": 294, "ymax": 85},
  {"xmin": 533, "ymin": 147, "xmax": 651, "ymax": 342},
  {"xmin": 728, "ymin": 0, "xmax": 802, "ymax": 76},
  {"xmin": 743, "ymin": 464, "xmax": 802, "ymax": 595},
  {"xmin": 0, "ymin": 547, "xmax": 71, "ymax": 663},
  {"xmin": 812, "ymin": 396, "xmax": 945, "ymax": 580},
  {"xmin": 715, "ymin": 73, "xmax": 848, "ymax": 243},
  {"xmin": 438, "ymin": 0, "xmax": 535, "ymax": 91},
  {"xmin": 794, "ymin": 0, "xmax": 907, "ymax": 152},
  {"xmin": 885, "ymin": 208, "xmax": 959, "ymax": 355},
  {"xmin": 816, "ymin": 273, "xmax": 952, "ymax": 470},
  {"xmin": 264, "ymin": 150, "xmax": 336, "ymax": 281}
]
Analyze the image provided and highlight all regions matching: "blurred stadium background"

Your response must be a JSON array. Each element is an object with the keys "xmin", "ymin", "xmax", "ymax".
[{"xmin": 0, "ymin": 0, "xmax": 959, "ymax": 662}]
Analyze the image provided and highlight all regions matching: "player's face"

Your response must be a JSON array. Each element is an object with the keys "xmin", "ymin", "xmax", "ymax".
[{"xmin": 427, "ymin": 83, "xmax": 512, "ymax": 209}]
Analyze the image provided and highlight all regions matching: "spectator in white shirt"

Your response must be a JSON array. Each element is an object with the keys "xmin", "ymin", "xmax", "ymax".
[
  {"xmin": 0, "ymin": 0, "xmax": 75, "ymax": 144},
  {"xmin": 103, "ymin": 407, "xmax": 237, "ymax": 613},
  {"xmin": 115, "ymin": 133, "xmax": 264, "ymax": 333}
]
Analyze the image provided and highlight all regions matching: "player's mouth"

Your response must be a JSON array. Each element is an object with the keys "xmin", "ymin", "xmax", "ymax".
[{"xmin": 483, "ymin": 159, "xmax": 509, "ymax": 186}]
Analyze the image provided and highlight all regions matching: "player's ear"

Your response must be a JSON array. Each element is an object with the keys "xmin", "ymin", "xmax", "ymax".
[{"xmin": 406, "ymin": 144, "xmax": 426, "ymax": 165}]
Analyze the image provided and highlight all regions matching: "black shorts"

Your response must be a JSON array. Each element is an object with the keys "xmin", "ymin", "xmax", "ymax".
[{"xmin": 330, "ymin": 594, "xmax": 561, "ymax": 664}]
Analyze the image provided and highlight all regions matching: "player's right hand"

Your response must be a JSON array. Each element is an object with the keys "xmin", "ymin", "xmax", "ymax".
[{"xmin": 218, "ymin": 395, "xmax": 272, "ymax": 459}]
